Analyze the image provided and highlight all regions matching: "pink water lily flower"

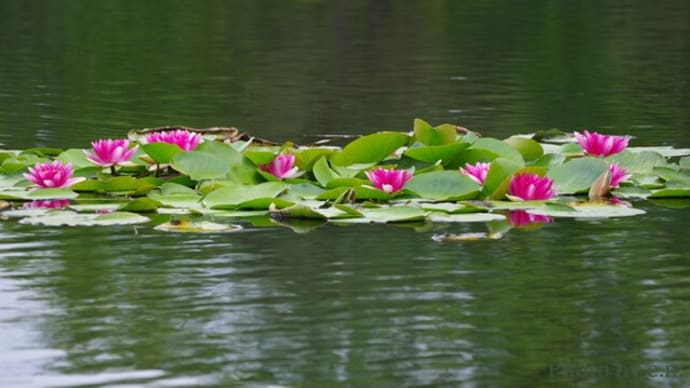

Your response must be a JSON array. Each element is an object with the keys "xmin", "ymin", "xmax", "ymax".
[
  {"xmin": 460, "ymin": 162, "xmax": 491, "ymax": 185},
  {"xmin": 84, "ymin": 139, "xmax": 138, "ymax": 167},
  {"xmin": 574, "ymin": 130, "xmax": 629, "ymax": 157},
  {"xmin": 260, "ymin": 153, "xmax": 300, "ymax": 179},
  {"xmin": 365, "ymin": 168, "xmax": 413, "ymax": 194},
  {"xmin": 508, "ymin": 173, "xmax": 556, "ymax": 201},
  {"xmin": 144, "ymin": 129, "xmax": 202, "ymax": 151},
  {"xmin": 608, "ymin": 162, "xmax": 631, "ymax": 189},
  {"xmin": 23, "ymin": 160, "xmax": 84, "ymax": 189},
  {"xmin": 508, "ymin": 210, "xmax": 553, "ymax": 227}
]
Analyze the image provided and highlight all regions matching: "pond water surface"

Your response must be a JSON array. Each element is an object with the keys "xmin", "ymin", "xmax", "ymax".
[{"xmin": 1, "ymin": 1, "xmax": 690, "ymax": 387}]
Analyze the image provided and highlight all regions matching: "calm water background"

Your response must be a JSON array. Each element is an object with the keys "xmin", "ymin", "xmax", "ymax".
[{"xmin": 1, "ymin": 1, "xmax": 690, "ymax": 387}]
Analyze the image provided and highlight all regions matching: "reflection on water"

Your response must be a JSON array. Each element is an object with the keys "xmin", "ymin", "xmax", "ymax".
[
  {"xmin": 1, "ymin": 1, "xmax": 689, "ymax": 149},
  {"xmin": 1, "ymin": 0, "xmax": 690, "ymax": 386},
  {"xmin": 1, "ymin": 206, "xmax": 690, "ymax": 386}
]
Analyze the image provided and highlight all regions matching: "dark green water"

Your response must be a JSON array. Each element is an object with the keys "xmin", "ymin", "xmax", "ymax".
[{"xmin": 2, "ymin": 1, "xmax": 690, "ymax": 387}]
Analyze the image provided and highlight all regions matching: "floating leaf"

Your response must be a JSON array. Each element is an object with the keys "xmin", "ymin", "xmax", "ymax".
[
  {"xmin": 413, "ymin": 118, "xmax": 457, "ymax": 146},
  {"xmin": 71, "ymin": 179, "xmax": 104, "ymax": 192},
  {"xmin": 531, "ymin": 153, "xmax": 566, "ymax": 168},
  {"xmin": 243, "ymin": 149, "xmax": 279, "ymax": 166},
  {"xmin": 331, "ymin": 206, "xmax": 427, "ymax": 223},
  {"xmin": 57, "ymin": 149, "xmax": 95, "ymax": 169},
  {"xmin": 280, "ymin": 182, "xmax": 325, "ymax": 200},
  {"xmin": 189, "ymin": 141, "xmax": 261, "ymax": 184},
  {"xmin": 171, "ymin": 151, "xmax": 229, "ymax": 181},
  {"xmin": 312, "ymin": 156, "xmax": 340, "ymax": 187},
  {"xmin": 140, "ymin": 142, "xmax": 183, "ymax": 164},
  {"xmin": 469, "ymin": 138, "xmax": 524, "ymax": 163},
  {"xmin": 680, "ymin": 157, "xmax": 690, "ymax": 170},
  {"xmin": 528, "ymin": 202, "xmax": 645, "ymax": 218},
  {"xmin": 315, "ymin": 185, "xmax": 396, "ymax": 201},
  {"xmin": 427, "ymin": 212, "xmax": 506, "ymax": 223},
  {"xmin": 271, "ymin": 203, "xmax": 358, "ymax": 220},
  {"xmin": 611, "ymin": 186, "xmax": 650, "ymax": 199},
  {"xmin": 547, "ymin": 157, "xmax": 608, "ymax": 194},
  {"xmin": 403, "ymin": 142, "xmax": 470, "ymax": 165},
  {"xmin": 203, "ymin": 182, "xmax": 287, "ymax": 209},
  {"xmin": 648, "ymin": 188, "xmax": 690, "ymax": 198},
  {"xmin": 607, "ymin": 150, "xmax": 667, "ymax": 174},
  {"xmin": 118, "ymin": 197, "xmax": 161, "ymax": 212},
  {"xmin": 19, "ymin": 210, "xmax": 150, "ymax": 226},
  {"xmin": 294, "ymin": 148, "xmax": 335, "ymax": 170},
  {"xmin": 482, "ymin": 158, "xmax": 523, "ymax": 199},
  {"xmin": 21, "ymin": 147, "xmax": 63, "ymax": 157},
  {"xmin": 406, "ymin": 170, "xmax": 481, "ymax": 201},
  {"xmin": 503, "ymin": 136, "xmax": 544, "ymax": 161},
  {"xmin": 532, "ymin": 129, "xmax": 572, "ymax": 143},
  {"xmin": 627, "ymin": 146, "xmax": 690, "ymax": 158},
  {"xmin": 332, "ymin": 163, "xmax": 374, "ymax": 178},
  {"xmin": 653, "ymin": 166, "xmax": 690, "ymax": 186},
  {"xmin": 27, "ymin": 188, "xmax": 79, "ymax": 200},
  {"xmin": 340, "ymin": 131, "xmax": 410, "ymax": 164},
  {"xmin": 103, "ymin": 176, "xmax": 139, "ymax": 194},
  {"xmin": 236, "ymin": 197, "xmax": 294, "ymax": 210},
  {"xmin": 418, "ymin": 202, "xmax": 486, "ymax": 214},
  {"xmin": 326, "ymin": 177, "xmax": 368, "ymax": 189},
  {"xmin": 154, "ymin": 219, "xmax": 242, "ymax": 233}
]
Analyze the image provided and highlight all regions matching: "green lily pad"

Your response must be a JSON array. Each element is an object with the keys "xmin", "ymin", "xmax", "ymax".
[
  {"xmin": 503, "ymin": 136, "xmax": 544, "ymax": 161},
  {"xmin": 27, "ymin": 188, "xmax": 80, "ymax": 200},
  {"xmin": 418, "ymin": 202, "xmax": 485, "ymax": 214},
  {"xmin": 403, "ymin": 142, "xmax": 470, "ymax": 165},
  {"xmin": 648, "ymin": 188, "xmax": 690, "ymax": 198},
  {"xmin": 406, "ymin": 170, "xmax": 481, "ymax": 201},
  {"xmin": 547, "ymin": 157, "xmax": 608, "ymax": 194},
  {"xmin": 171, "ymin": 151, "xmax": 229, "ymax": 181},
  {"xmin": 528, "ymin": 203, "xmax": 645, "ymax": 218},
  {"xmin": 427, "ymin": 212, "xmax": 506, "ymax": 222},
  {"xmin": 236, "ymin": 197, "xmax": 294, "ymax": 210},
  {"xmin": 71, "ymin": 179, "xmax": 104, "ymax": 192},
  {"xmin": 531, "ymin": 153, "xmax": 566, "ymax": 168},
  {"xmin": 481, "ymin": 158, "xmax": 523, "ymax": 199},
  {"xmin": 293, "ymin": 148, "xmax": 335, "ymax": 170},
  {"xmin": 21, "ymin": 147, "xmax": 63, "ymax": 157},
  {"xmin": 340, "ymin": 131, "xmax": 411, "ymax": 164},
  {"xmin": 469, "ymin": 138, "xmax": 524, "ymax": 163},
  {"xmin": 154, "ymin": 219, "xmax": 242, "ymax": 233},
  {"xmin": 315, "ymin": 185, "xmax": 397, "ymax": 201},
  {"xmin": 271, "ymin": 203, "xmax": 360, "ymax": 220},
  {"xmin": 653, "ymin": 166, "xmax": 690, "ymax": 186},
  {"xmin": 680, "ymin": 156, "xmax": 690, "ymax": 169},
  {"xmin": 312, "ymin": 156, "xmax": 341, "ymax": 187},
  {"xmin": 103, "ymin": 176, "xmax": 139, "ymax": 193},
  {"xmin": 141, "ymin": 142, "xmax": 183, "ymax": 164},
  {"xmin": 413, "ymin": 118, "xmax": 457, "ymax": 146},
  {"xmin": 331, "ymin": 206, "xmax": 427, "ymax": 223},
  {"xmin": 610, "ymin": 186, "xmax": 650, "ymax": 199},
  {"xmin": 148, "ymin": 191, "xmax": 203, "ymax": 209},
  {"xmin": 56, "ymin": 149, "xmax": 96, "ymax": 169},
  {"xmin": 19, "ymin": 210, "xmax": 150, "ymax": 226},
  {"xmin": 203, "ymin": 182, "xmax": 288, "ymax": 209},
  {"xmin": 627, "ymin": 146, "xmax": 690, "ymax": 158},
  {"xmin": 607, "ymin": 150, "xmax": 667, "ymax": 174},
  {"xmin": 118, "ymin": 197, "xmax": 161, "ymax": 212},
  {"xmin": 243, "ymin": 150, "xmax": 278, "ymax": 166}
]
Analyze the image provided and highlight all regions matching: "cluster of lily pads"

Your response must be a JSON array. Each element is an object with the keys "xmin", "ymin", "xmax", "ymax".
[{"xmin": 1, "ymin": 119, "xmax": 690, "ymax": 237}]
